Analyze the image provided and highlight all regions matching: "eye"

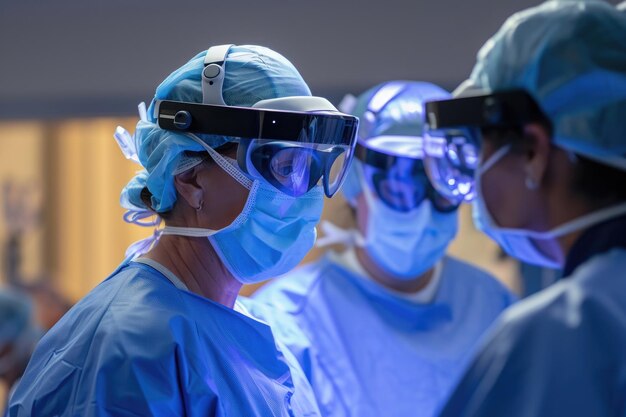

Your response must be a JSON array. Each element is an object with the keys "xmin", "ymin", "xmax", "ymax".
[
  {"xmin": 271, "ymin": 158, "xmax": 296, "ymax": 177},
  {"xmin": 270, "ymin": 148, "xmax": 306, "ymax": 178},
  {"xmin": 268, "ymin": 147, "xmax": 314, "ymax": 192}
]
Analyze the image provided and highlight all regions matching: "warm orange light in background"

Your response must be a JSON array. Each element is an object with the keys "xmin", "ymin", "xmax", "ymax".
[
  {"xmin": 44, "ymin": 118, "xmax": 152, "ymax": 302},
  {"xmin": 1, "ymin": 118, "xmax": 149, "ymax": 303},
  {"xmin": 0, "ymin": 122, "xmax": 46, "ymax": 282},
  {"xmin": 0, "ymin": 119, "xmax": 521, "ymax": 306}
]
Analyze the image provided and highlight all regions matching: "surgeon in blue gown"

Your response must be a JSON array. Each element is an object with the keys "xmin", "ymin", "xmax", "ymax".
[
  {"xmin": 250, "ymin": 81, "xmax": 516, "ymax": 417},
  {"xmin": 8, "ymin": 44, "xmax": 359, "ymax": 416},
  {"xmin": 419, "ymin": 2, "xmax": 626, "ymax": 416}
]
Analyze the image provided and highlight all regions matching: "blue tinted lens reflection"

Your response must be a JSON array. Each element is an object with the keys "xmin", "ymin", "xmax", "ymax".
[
  {"xmin": 249, "ymin": 141, "xmax": 353, "ymax": 197},
  {"xmin": 270, "ymin": 148, "xmax": 314, "ymax": 196},
  {"xmin": 364, "ymin": 161, "xmax": 458, "ymax": 212}
]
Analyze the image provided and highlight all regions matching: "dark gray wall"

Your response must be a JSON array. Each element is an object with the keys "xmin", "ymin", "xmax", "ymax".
[{"xmin": 0, "ymin": 0, "xmax": 620, "ymax": 119}]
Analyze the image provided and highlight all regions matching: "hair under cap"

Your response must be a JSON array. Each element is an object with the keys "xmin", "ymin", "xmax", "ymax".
[{"xmin": 455, "ymin": 0, "xmax": 626, "ymax": 170}]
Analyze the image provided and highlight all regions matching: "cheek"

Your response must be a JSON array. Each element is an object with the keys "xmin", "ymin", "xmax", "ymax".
[
  {"xmin": 203, "ymin": 167, "xmax": 250, "ymax": 229},
  {"xmin": 481, "ymin": 162, "xmax": 528, "ymax": 228}
]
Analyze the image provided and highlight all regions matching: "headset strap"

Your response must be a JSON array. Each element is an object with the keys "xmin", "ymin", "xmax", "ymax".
[{"xmin": 202, "ymin": 44, "xmax": 234, "ymax": 105}]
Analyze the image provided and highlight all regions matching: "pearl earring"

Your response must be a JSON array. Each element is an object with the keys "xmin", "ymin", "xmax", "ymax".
[{"xmin": 525, "ymin": 177, "xmax": 538, "ymax": 190}]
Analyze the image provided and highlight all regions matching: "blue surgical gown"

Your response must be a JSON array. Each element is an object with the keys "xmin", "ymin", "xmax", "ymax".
[
  {"xmin": 249, "ymin": 253, "xmax": 516, "ymax": 417},
  {"xmin": 7, "ymin": 261, "xmax": 321, "ymax": 417},
  {"xmin": 438, "ymin": 246, "xmax": 626, "ymax": 417}
]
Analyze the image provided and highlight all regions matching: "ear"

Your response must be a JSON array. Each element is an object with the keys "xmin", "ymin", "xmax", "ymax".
[
  {"xmin": 523, "ymin": 123, "xmax": 552, "ymax": 188},
  {"xmin": 173, "ymin": 165, "xmax": 205, "ymax": 210}
]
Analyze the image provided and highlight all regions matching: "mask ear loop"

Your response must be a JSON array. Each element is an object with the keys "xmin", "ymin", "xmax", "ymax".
[
  {"xmin": 154, "ymin": 134, "xmax": 257, "ymax": 239},
  {"xmin": 477, "ymin": 144, "xmax": 512, "ymax": 176},
  {"xmin": 185, "ymin": 133, "xmax": 253, "ymax": 190}
]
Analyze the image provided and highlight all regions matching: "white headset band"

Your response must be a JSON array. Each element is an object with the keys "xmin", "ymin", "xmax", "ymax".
[{"xmin": 202, "ymin": 44, "xmax": 234, "ymax": 105}]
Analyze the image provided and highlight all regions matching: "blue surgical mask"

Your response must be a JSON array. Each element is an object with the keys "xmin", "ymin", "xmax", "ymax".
[
  {"xmin": 210, "ymin": 182, "xmax": 323, "ymax": 283},
  {"xmin": 358, "ymin": 164, "xmax": 458, "ymax": 279},
  {"xmin": 161, "ymin": 135, "xmax": 324, "ymax": 284},
  {"xmin": 472, "ymin": 145, "xmax": 563, "ymax": 268},
  {"xmin": 473, "ymin": 144, "xmax": 626, "ymax": 269}
]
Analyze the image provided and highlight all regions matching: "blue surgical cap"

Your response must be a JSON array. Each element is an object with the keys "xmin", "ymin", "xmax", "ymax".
[
  {"xmin": 456, "ymin": 0, "xmax": 626, "ymax": 170},
  {"xmin": 341, "ymin": 81, "xmax": 450, "ymax": 205},
  {"xmin": 121, "ymin": 45, "xmax": 312, "ymax": 213},
  {"xmin": 0, "ymin": 289, "xmax": 33, "ymax": 347}
]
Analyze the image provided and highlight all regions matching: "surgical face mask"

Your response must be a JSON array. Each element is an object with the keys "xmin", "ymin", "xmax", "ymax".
[
  {"xmin": 161, "ymin": 134, "xmax": 324, "ymax": 284},
  {"xmin": 210, "ymin": 183, "xmax": 323, "ymax": 283},
  {"xmin": 358, "ymin": 165, "xmax": 458, "ymax": 279},
  {"xmin": 473, "ymin": 145, "xmax": 626, "ymax": 269}
]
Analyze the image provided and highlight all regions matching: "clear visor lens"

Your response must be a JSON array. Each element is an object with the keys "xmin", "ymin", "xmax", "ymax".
[
  {"xmin": 270, "ymin": 146, "xmax": 314, "ymax": 196},
  {"xmin": 242, "ymin": 139, "xmax": 351, "ymax": 197},
  {"xmin": 299, "ymin": 116, "xmax": 355, "ymax": 197},
  {"xmin": 423, "ymin": 127, "xmax": 480, "ymax": 203},
  {"xmin": 363, "ymin": 160, "xmax": 426, "ymax": 212},
  {"xmin": 326, "ymin": 146, "xmax": 349, "ymax": 197},
  {"xmin": 362, "ymin": 159, "xmax": 458, "ymax": 212}
]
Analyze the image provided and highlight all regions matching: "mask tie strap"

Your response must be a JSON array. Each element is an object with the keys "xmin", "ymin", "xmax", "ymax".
[
  {"xmin": 185, "ymin": 133, "xmax": 254, "ymax": 190},
  {"xmin": 478, "ymin": 144, "xmax": 512, "ymax": 175},
  {"xmin": 123, "ymin": 216, "xmax": 163, "ymax": 261},
  {"xmin": 520, "ymin": 201, "xmax": 626, "ymax": 240},
  {"xmin": 315, "ymin": 221, "xmax": 365, "ymax": 248},
  {"xmin": 161, "ymin": 226, "xmax": 220, "ymax": 237}
]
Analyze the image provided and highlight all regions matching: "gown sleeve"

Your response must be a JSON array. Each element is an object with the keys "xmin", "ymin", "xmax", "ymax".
[
  {"xmin": 8, "ymin": 311, "xmax": 220, "ymax": 417},
  {"xmin": 438, "ymin": 289, "xmax": 618, "ymax": 417}
]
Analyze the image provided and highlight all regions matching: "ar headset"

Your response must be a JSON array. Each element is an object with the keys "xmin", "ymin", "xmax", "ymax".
[
  {"xmin": 423, "ymin": 89, "xmax": 549, "ymax": 203},
  {"xmin": 155, "ymin": 44, "xmax": 359, "ymax": 198}
]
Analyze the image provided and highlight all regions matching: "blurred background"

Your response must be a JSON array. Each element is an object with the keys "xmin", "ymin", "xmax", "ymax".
[
  {"xmin": 2, "ymin": 0, "xmax": 601, "ymax": 346},
  {"xmin": 10, "ymin": 0, "xmax": 617, "ymax": 403}
]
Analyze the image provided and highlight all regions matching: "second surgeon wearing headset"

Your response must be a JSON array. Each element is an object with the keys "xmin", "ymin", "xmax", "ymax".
[
  {"xmin": 250, "ymin": 81, "xmax": 516, "ymax": 417},
  {"xmin": 8, "ymin": 45, "xmax": 358, "ymax": 416}
]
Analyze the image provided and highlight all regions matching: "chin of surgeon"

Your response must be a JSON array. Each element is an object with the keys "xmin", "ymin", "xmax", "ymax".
[
  {"xmin": 420, "ymin": 2, "xmax": 626, "ymax": 416},
  {"xmin": 7, "ymin": 44, "xmax": 359, "ymax": 417},
  {"xmin": 248, "ymin": 80, "xmax": 517, "ymax": 417}
]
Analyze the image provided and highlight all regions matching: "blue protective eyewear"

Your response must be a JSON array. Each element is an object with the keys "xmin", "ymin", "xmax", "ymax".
[
  {"xmin": 356, "ymin": 142, "xmax": 458, "ymax": 213},
  {"xmin": 423, "ymin": 89, "xmax": 549, "ymax": 203},
  {"xmin": 238, "ymin": 140, "xmax": 349, "ymax": 198},
  {"xmin": 156, "ymin": 99, "xmax": 359, "ymax": 197}
]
